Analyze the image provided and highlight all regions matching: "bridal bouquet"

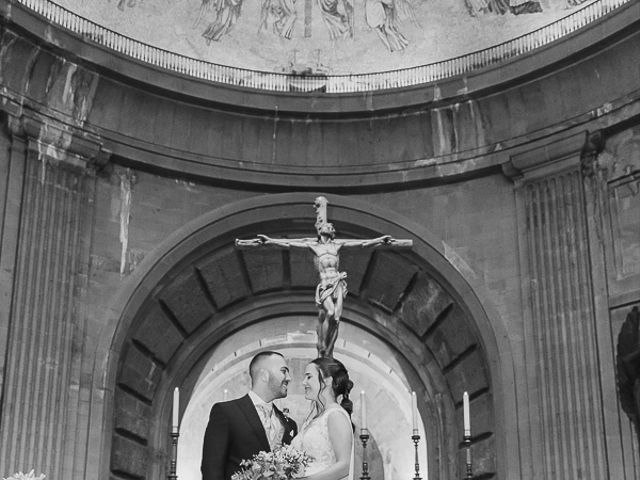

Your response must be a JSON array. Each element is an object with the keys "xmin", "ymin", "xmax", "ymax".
[
  {"xmin": 2, "ymin": 471, "xmax": 45, "ymax": 480},
  {"xmin": 232, "ymin": 445, "xmax": 310, "ymax": 480}
]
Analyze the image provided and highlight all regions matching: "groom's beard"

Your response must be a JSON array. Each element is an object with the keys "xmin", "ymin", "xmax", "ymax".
[
  {"xmin": 276, "ymin": 380, "xmax": 289, "ymax": 398},
  {"xmin": 268, "ymin": 374, "xmax": 289, "ymax": 399}
]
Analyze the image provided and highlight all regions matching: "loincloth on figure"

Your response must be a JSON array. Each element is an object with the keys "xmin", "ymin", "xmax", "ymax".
[{"xmin": 315, "ymin": 272, "xmax": 348, "ymax": 306}]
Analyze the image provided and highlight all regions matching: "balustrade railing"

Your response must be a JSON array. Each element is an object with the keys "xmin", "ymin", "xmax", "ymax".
[{"xmin": 11, "ymin": 0, "xmax": 631, "ymax": 93}]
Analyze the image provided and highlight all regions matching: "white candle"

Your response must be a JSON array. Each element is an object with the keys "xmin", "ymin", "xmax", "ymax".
[
  {"xmin": 411, "ymin": 391, "xmax": 418, "ymax": 434},
  {"xmin": 223, "ymin": 389, "xmax": 229, "ymax": 401},
  {"xmin": 172, "ymin": 387, "xmax": 180, "ymax": 432},
  {"xmin": 463, "ymin": 391, "xmax": 471, "ymax": 436},
  {"xmin": 360, "ymin": 391, "xmax": 367, "ymax": 431}
]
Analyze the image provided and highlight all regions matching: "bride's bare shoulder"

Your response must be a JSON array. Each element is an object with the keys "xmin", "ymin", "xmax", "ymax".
[{"xmin": 325, "ymin": 407, "xmax": 351, "ymax": 427}]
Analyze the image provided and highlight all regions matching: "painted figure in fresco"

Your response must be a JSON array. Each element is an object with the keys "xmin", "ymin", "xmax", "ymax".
[
  {"xmin": 366, "ymin": 0, "xmax": 409, "ymax": 52},
  {"xmin": 259, "ymin": 0, "xmax": 298, "ymax": 39},
  {"xmin": 201, "ymin": 0, "xmax": 243, "ymax": 43},
  {"xmin": 317, "ymin": 0, "xmax": 354, "ymax": 41},
  {"xmin": 193, "ymin": 0, "xmax": 213, "ymax": 28},
  {"xmin": 509, "ymin": 0, "xmax": 542, "ymax": 14},
  {"xmin": 116, "ymin": 0, "xmax": 138, "ymax": 10},
  {"xmin": 465, "ymin": 0, "xmax": 542, "ymax": 15},
  {"xmin": 395, "ymin": 0, "xmax": 420, "ymax": 28},
  {"xmin": 464, "ymin": 0, "xmax": 508, "ymax": 15}
]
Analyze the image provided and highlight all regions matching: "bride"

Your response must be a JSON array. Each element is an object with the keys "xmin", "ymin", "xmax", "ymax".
[{"xmin": 292, "ymin": 357, "xmax": 355, "ymax": 480}]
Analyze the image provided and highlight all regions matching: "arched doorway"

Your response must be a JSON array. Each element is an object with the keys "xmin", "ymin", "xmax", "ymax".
[
  {"xmin": 102, "ymin": 194, "xmax": 503, "ymax": 480},
  {"xmin": 177, "ymin": 320, "xmax": 426, "ymax": 480}
]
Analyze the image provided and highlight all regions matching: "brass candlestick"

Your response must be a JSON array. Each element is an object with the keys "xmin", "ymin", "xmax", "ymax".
[
  {"xmin": 463, "ymin": 433, "xmax": 473, "ymax": 480},
  {"xmin": 412, "ymin": 431, "xmax": 421, "ymax": 480},
  {"xmin": 359, "ymin": 429, "xmax": 371, "ymax": 480},
  {"xmin": 168, "ymin": 427, "xmax": 179, "ymax": 480}
]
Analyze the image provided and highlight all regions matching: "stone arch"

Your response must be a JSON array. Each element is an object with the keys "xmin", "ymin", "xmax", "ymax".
[{"xmin": 98, "ymin": 193, "xmax": 511, "ymax": 480}]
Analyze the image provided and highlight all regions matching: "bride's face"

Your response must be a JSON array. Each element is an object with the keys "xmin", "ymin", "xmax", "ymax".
[{"xmin": 302, "ymin": 364, "xmax": 323, "ymax": 402}]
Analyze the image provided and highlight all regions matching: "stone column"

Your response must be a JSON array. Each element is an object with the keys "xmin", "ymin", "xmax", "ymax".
[
  {"xmin": 504, "ymin": 132, "xmax": 608, "ymax": 479},
  {"xmin": 0, "ymin": 114, "xmax": 106, "ymax": 479}
]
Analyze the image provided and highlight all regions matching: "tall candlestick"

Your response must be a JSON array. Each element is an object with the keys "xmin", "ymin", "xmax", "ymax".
[
  {"xmin": 359, "ymin": 430, "xmax": 371, "ymax": 480},
  {"xmin": 463, "ymin": 391, "xmax": 470, "ymax": 436},
  {"xmin": 169, "ymin": 429, "xmax": 179, "ymax": 480},
  {"xmin": 411, "ymin": 391, "xmax": 418, "ymax": 434},
  {"xmin": 172, "ymin": 387, "xmax": 180, "ymax": 432},
  {"xmin": 360, "ymin": 391, "xmax": 367, "ymax": 431},
  {"xmin": 411, "ymin": 432, "xmax": 422, "ymax": 480}
]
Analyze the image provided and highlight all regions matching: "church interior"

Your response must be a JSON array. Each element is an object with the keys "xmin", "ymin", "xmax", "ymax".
[{"xmin": 0, "ymin": 0, "xmax": 639, "ymax": 478}]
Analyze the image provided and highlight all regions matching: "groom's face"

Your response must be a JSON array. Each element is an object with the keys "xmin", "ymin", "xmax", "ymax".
[{"xmin": 267, "ymin": 355, "xmax": 291, "ymax": 400}]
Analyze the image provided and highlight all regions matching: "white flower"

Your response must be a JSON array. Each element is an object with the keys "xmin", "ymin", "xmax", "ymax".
[
  {"xmin": 2, "ymin": 470, "xmax": 46, "ymax": 480},
  {"xmin": 231, "ymin": 446, "xmax": 309, "ymax": 480}
]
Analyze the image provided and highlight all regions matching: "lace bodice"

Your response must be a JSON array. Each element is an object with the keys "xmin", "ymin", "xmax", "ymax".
[{"xmin": 291, "ymin": 405, "xmax": 354, "ymax": 478}]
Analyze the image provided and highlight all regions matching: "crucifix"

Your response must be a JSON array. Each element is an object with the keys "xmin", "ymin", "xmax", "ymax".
[{"xmin": 235, "ymin": 197, "xmax": 413, "ymax": 358}]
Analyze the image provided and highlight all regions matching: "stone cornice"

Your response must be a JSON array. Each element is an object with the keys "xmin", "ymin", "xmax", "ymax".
[
  {"xmin": 502, "ymin": 131, "xmax": 588, "ymax": 183},
  {"xmin": 4, "ymin": 102, "xmax": 110, "ymax": 173}
]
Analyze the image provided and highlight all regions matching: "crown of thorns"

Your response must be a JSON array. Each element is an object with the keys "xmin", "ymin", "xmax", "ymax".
[{"xmin": 318, "ymin": 223, "xmax": 335, "ymax": 235}]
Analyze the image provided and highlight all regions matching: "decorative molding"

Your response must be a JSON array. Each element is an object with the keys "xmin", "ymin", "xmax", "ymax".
[{"xmin": 502, "ymin": 131, "xmax": 587, "ymax": 182}]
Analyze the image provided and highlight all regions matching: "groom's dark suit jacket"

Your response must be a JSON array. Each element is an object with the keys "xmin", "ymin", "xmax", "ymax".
[{"xmin": 201, "ymin": 394, "xmax": 297, "ymax": 480}]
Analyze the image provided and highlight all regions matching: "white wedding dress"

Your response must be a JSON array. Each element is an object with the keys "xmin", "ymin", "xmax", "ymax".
[{"xmin": 291, "ymin": 404, "xmax": 354, "ymax": 480}]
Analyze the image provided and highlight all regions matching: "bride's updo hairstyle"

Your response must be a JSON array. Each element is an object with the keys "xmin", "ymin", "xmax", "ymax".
[{"xmin": 310, "ymin": 357, "xmax": 354, "ymax": 417}]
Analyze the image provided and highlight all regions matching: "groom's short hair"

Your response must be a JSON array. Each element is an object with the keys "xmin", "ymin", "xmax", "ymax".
[{"xmin": 249, "ymin": 351, "xmax": 284, "ymax": 381}]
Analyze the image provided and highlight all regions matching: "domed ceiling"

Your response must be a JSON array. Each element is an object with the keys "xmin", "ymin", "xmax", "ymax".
[{"xmin": 57, "ymin": 0, "xmax": 594, "ymax": 73}]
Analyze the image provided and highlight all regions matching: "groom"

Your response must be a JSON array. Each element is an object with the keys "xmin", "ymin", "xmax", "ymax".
[{"xmin": 201, "ymin": 351, "xmax": 297, "ymax": 480}]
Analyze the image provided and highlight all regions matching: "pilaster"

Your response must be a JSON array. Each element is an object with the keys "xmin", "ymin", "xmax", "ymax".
[
  {"xmin": 0, "ymin": 112, "xmax": 107, "ymax": 479},
  {"xmin": 504, "ymin": 131, "xmax": 609, "ymax": 479}
]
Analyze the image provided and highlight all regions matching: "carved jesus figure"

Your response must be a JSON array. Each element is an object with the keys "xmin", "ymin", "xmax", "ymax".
[{"xmin": 236, "ymin": 197, "xmax": 412, "ymax": 358}]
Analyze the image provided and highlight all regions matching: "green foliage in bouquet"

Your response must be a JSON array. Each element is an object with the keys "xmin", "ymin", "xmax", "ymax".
[{"xmin": 231, "ymin": 445, "xmax": 310, "ymax": 480}]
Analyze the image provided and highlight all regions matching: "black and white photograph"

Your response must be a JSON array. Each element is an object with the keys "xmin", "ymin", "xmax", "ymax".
[{"xmin": 0, "ymin": 0, "xmax": 638, "ymax": 479}]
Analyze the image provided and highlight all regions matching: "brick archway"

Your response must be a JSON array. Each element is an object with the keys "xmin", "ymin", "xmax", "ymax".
[{"xmin": 102, "ymin": 194, "xmax": 505, "ymax": 480}]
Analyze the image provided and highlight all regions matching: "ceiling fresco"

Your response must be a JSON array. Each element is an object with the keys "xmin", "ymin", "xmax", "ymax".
[{"xmin": 56, "ymin": 0, "xmax": 594, "ymax": 73}]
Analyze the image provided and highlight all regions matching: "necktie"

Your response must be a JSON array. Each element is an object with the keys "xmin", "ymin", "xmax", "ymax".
[
  {"xmin": 258, "ymin": 404, "xmax": 277, "ymax": 448},
  {"xmin": 269, "ymin": 409, "xmax": 281, "ymax": 448}
]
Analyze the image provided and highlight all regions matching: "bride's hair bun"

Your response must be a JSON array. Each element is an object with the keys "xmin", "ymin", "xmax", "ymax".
[
  {"xmin": 334, "ymin": 372, "xmax": 353, "ymax": 415},
  {"xmin": 311, "ymin": 357, "xmax": 354, "ymax": 416}
]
